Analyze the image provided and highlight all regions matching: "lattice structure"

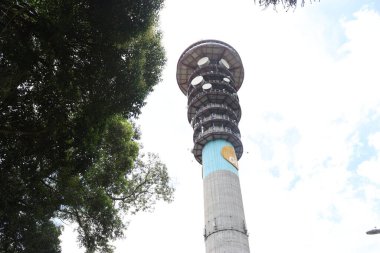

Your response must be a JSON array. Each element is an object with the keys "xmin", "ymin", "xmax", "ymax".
[{"xmin": 176, "ymin": 40, "xmax": 244, "ymax": 164}]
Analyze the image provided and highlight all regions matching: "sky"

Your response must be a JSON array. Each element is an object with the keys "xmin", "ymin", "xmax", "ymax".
[{"xmin": 61, "ymin": 0, "xmax": 380, "ymax": 252}]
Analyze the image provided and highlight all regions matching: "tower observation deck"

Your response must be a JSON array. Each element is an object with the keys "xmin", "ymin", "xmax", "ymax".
[{"xmin": 177, "ymin": 40, "xmax": 250, "ymax": 253}]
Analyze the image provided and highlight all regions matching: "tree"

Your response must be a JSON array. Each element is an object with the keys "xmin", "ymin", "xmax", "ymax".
[
  {"xmin": 0, "ymin": 0, "xmax": 173, "ymax": 252},
  {"xmin": 256, "ymin": 0, "xmax": 319, "ymax": 8}
]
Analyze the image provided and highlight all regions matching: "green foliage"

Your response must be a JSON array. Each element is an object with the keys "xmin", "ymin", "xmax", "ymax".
[
  {"xmin": 22, "ymin": 220, "xmax": 62, "ymax": 253},
  {"xmin": 255, "ymin": 0, "xmax": 319, "ymax": 8},
  {"xmin": 57, "ymin": 117, "xmax": 173, "ymax": 252},
  {"xmin": 0, "ymin": 216, "xmax": 62, "ymax": 253},
  {"xmin": 0, "ymin": 0, "xmax": 172, "ymax": 252}
]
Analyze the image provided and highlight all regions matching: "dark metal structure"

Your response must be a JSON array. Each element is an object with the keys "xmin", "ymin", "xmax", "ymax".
[
  {"xmin": 176, "ymin": 40, "xmax": 244, "ymax": 164},
  {"xmin": 366, "ymin": 228, "xmax": 380, "ymax": 235}
]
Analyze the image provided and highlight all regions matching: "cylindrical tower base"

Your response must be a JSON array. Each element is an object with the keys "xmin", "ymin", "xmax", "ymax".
[{"xmin": 203, "ymin": 140, "xmax": 250, "ymax": 253}]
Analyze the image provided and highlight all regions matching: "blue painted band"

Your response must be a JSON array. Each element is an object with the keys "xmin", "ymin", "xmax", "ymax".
[{"xmin": 202, "ymin": 139, "xmax": 238, "ymax": 178}]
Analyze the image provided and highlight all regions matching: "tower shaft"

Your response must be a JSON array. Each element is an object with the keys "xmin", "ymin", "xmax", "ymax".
[{"xmin": 203, "ymin": 141, "xmax": 249, "ymax": 253}]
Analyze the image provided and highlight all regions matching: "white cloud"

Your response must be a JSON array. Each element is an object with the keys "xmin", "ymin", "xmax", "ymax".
[
  {"xmin": 357, "ymin": 131, "xmax": 380, "ymax": 185},
  {"xmin": 368, "ymin": 132, "xmax": 380, "ymax": 152},
  {"xmin": 339, "ymin": 7, "xmax": 380, "ymax": 59}
]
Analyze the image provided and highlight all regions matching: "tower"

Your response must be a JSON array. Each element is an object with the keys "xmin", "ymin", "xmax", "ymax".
[{"xmin": 176, "ymin": 40, "xmax": 250, "ymax": 253}]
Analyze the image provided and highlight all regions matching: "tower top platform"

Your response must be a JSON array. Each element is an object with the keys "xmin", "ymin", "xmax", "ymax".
[{"xmin": 176, "ymin": 40, "xmax": 244, "ymax": 95}]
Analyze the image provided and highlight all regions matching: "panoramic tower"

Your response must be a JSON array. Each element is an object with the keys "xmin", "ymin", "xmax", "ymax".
[{"xmin": 176, "ymin": 40, "xmax": 250, "ymax": 253}]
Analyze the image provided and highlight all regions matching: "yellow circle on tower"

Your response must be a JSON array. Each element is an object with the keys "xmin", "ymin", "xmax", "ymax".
[{"xmin": 221, "ymin": 146, "xmax": 239, "ymax": 170}]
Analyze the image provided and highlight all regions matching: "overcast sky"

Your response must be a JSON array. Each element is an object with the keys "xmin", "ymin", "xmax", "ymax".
[{"xmin": 61, "ymin": 0, "xmax": 380, "ymax": 252}]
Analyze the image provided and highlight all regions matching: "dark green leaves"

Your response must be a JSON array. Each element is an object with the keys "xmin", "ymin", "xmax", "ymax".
[
  {"xmin": 1, "ymin": 0, "xmax": 171, "ymax": 252},
  {"xmin": 255, "ymin": 0, "xmax": 319, "ymax": 8}
]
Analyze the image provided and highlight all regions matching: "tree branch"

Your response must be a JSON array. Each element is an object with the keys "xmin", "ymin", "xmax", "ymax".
[{"xmin": 108, "ymin": 170, "xmax": 152, "ymax": 201}]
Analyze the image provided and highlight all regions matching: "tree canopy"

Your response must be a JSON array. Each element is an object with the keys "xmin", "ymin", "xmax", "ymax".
[
  {"xmin": 256, "ymin": 0, "xmax": 319, "ymax": 8},
  {"xmin": 0, "ymin": 0, "xmax": 173, "ymax": 252}
]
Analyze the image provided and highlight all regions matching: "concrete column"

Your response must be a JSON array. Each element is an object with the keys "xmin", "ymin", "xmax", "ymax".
[{"xmin": 202, "ymin": 140, "xmax": 250, "ymax": 253}]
